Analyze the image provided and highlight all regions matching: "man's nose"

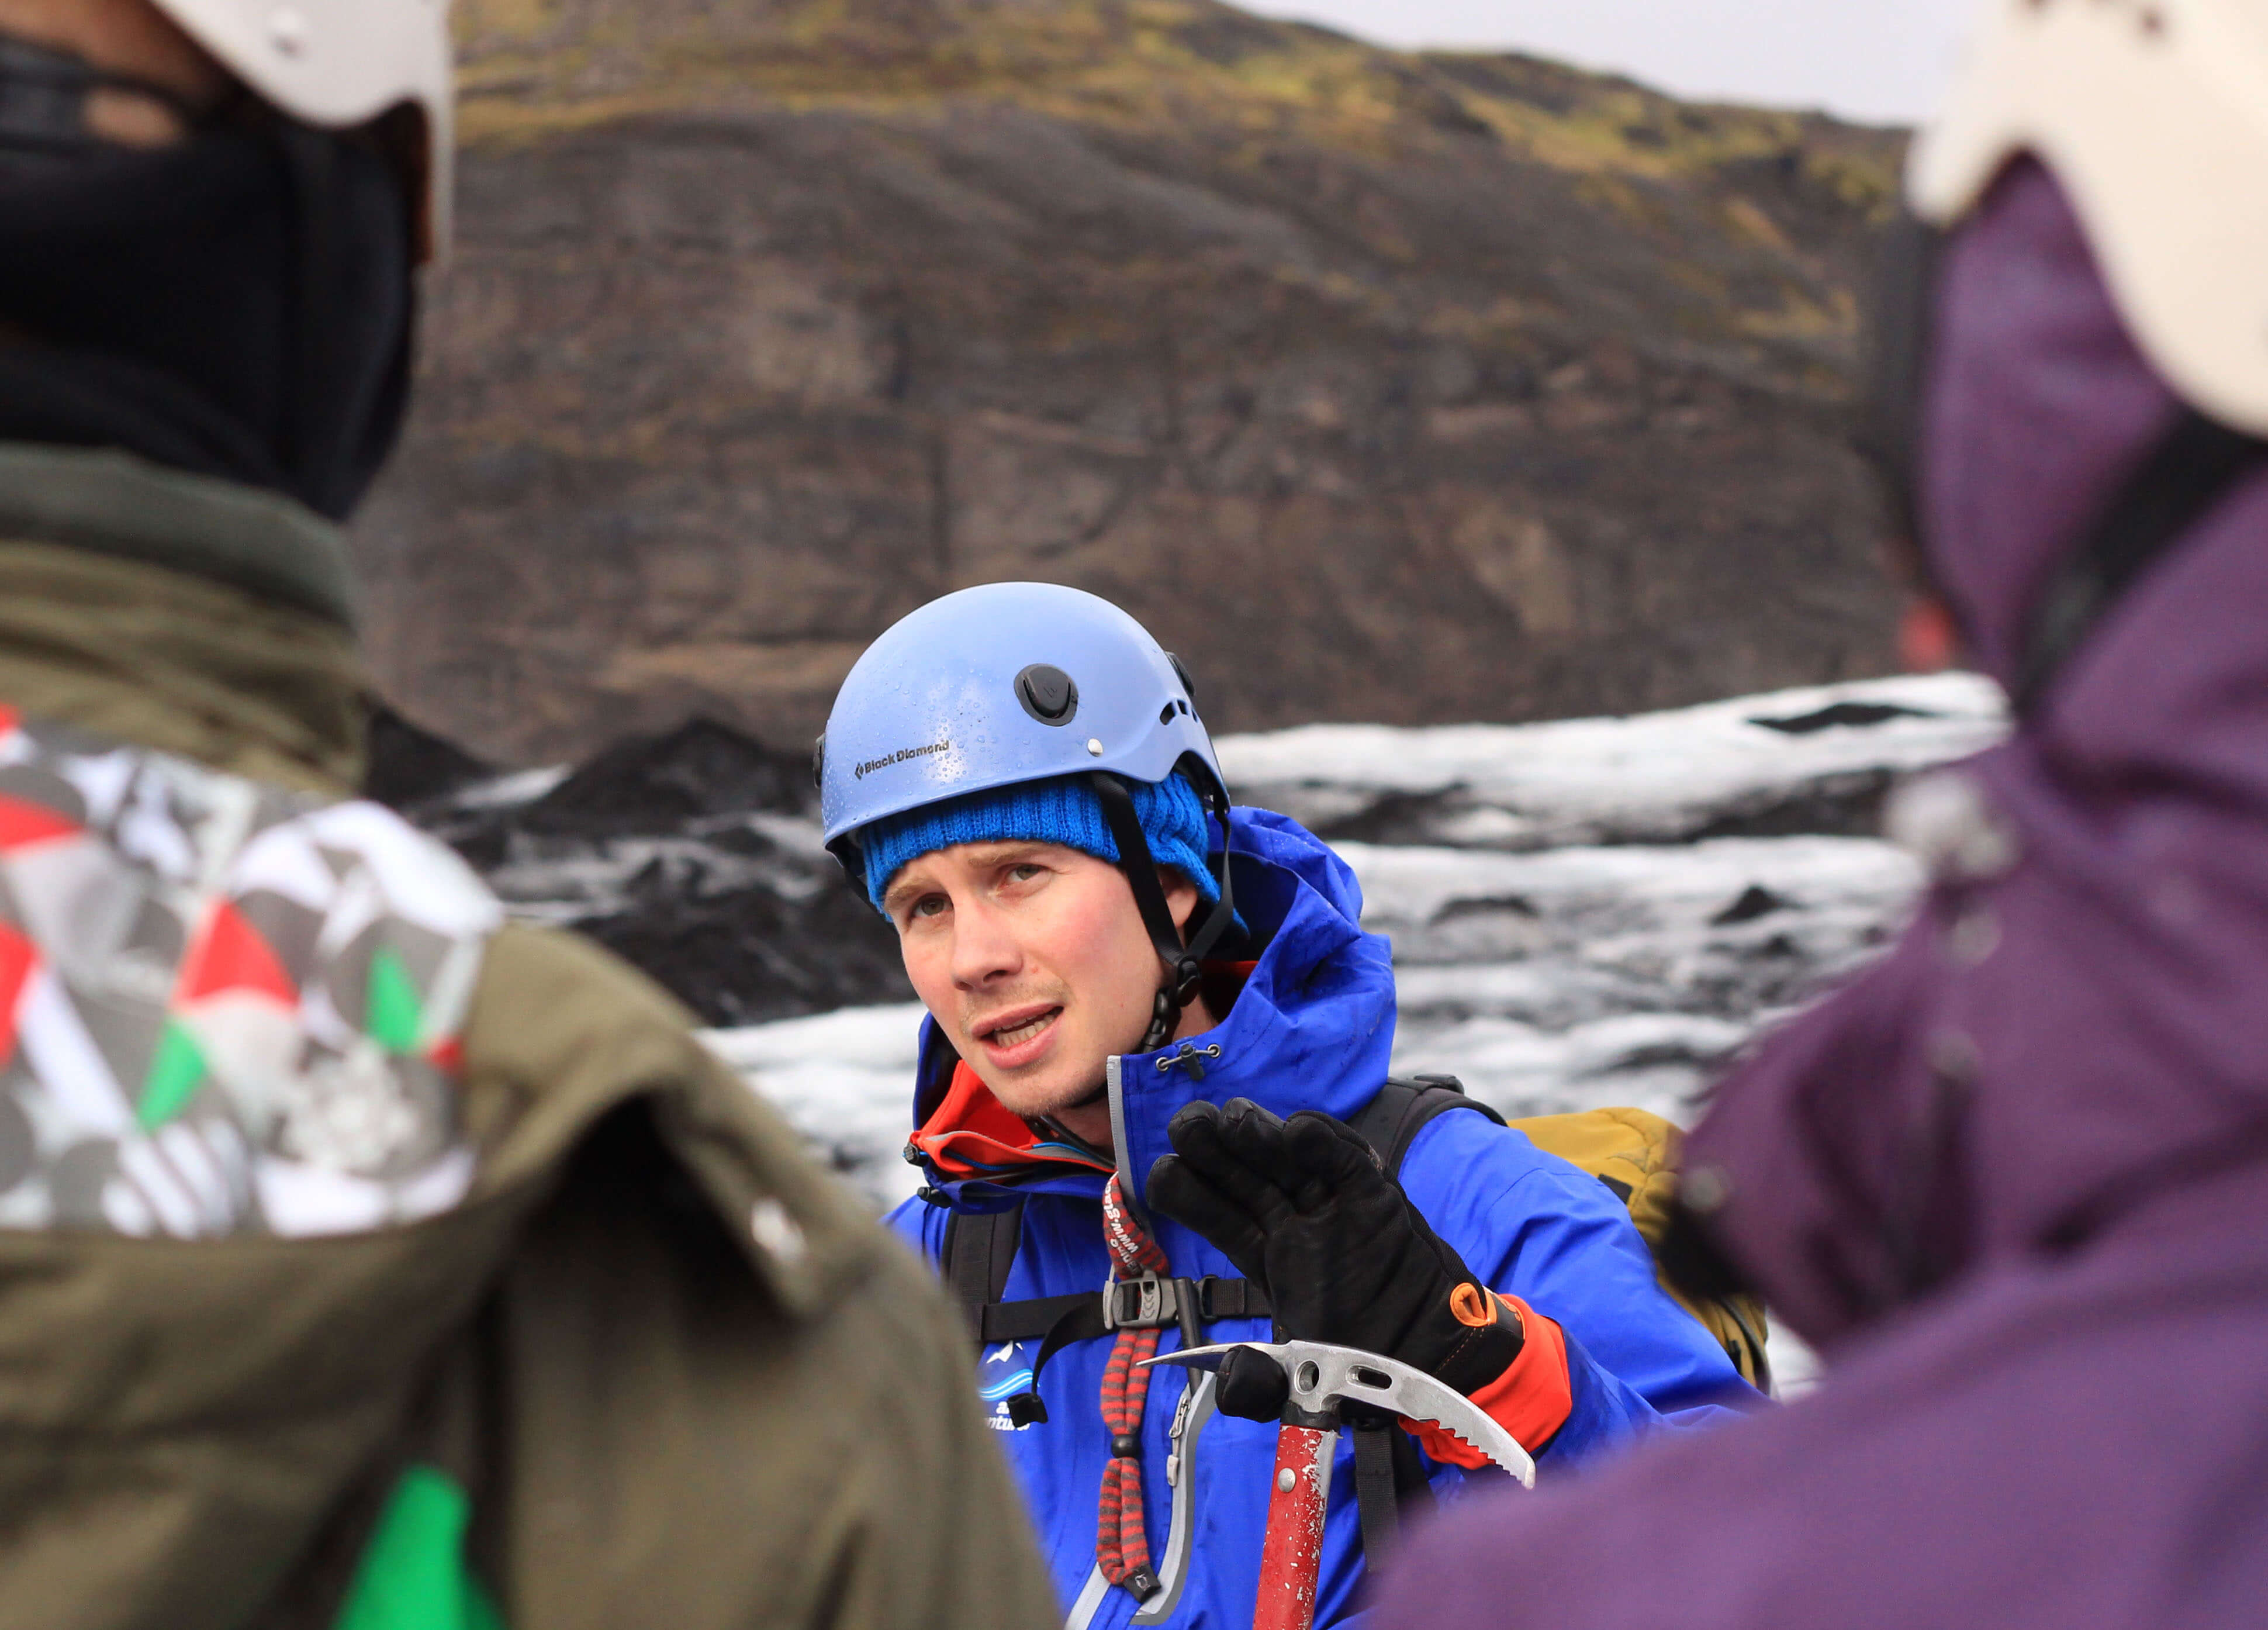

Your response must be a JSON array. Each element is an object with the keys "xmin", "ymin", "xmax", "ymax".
[{"xmin": 950, "ymin": 894, "xmax": 1022, "ymax": 989}]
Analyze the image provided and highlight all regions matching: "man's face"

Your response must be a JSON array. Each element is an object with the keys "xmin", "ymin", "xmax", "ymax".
[{"xmin": 885, "ymin": 841, "xmax": 1197, "ymax": 1129}]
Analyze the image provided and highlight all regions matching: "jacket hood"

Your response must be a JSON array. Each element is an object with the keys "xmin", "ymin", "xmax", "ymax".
[
  {"xmin": 1918, "ymin": 161, "xmax": 2189, "ymax": 688},
  {"xmin": 1689, "ymin": 157, "xmax": 2268, "ymax": 1345},
  {"xmin": 907, "ymin": 805, "xmax": 1396, "ymax": 1206}
]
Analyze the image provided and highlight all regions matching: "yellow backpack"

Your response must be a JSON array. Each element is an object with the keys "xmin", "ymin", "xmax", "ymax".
[{"xmin": 1510, "ymin": 1107, "xmax": 1771, "ymax": 1390}]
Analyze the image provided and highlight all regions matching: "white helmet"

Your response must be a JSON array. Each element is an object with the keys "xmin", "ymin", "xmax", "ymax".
[
  {"xmin": 1909, "ymin": 0, "xmax": 2268, "ymax": 435},
  {"xmin": 147, "ymin": 0, "xmax": 453, "ymax": 260}
]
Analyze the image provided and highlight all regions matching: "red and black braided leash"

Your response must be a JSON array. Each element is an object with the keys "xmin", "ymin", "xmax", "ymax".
[{"xmin": 1097, "ymin": 1174, "xmax": 1172, "ymax": 1600}]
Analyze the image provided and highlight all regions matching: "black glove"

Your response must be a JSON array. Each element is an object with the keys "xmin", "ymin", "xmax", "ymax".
[{"xmin": 1147, "ymin": 1099, "xmax": 1522, "ymax": 1421}]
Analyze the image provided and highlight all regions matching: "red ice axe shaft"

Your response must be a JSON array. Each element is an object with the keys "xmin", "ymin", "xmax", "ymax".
[
  {"xmin": 1256, "ymin": 1422, "xmax": 1335, "ymax": 1630},
  {"xmin": 1145, "ymin": 1339, "xmax": 1535, "ymax": 1630}
]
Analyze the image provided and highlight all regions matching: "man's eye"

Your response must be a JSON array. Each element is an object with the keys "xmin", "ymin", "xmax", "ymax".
[
  {"xmin": 908, "ymin": 895, "xmax": 947, "ymax": 920},
  {"xmin": 1007, "ymin": 864, "xmax": 1045, "ymax": 883}
]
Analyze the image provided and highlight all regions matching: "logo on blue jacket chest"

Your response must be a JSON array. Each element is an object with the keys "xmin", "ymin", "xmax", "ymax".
[{"xmin": 979, "ymin": 1341, "xmax": 1038, "ymax": 1431}]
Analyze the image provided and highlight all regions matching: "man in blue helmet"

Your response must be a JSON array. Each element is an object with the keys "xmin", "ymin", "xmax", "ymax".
[{"xmin": 818, "ymin": 582, "xmax": 1757, "ymax": 1627}]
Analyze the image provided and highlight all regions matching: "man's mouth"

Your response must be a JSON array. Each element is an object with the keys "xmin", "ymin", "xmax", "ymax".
[{"xmin": 973, "ymin": 1005, "xmax": 1062, "ymax": 1058}]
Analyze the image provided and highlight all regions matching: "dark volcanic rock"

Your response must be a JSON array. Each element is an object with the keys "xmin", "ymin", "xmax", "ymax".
[
  {"xmin": 1711, "ymin": 883, "xmax": 1790, "ymax": 926},
  {"xmin": 1683, "ymin": 768, "xmax": 1897, "ymax": 841},
  {"xmin": 364, "ymin": 704, "xmax": 495, "ymax": 809},
  {"xmin": 521, "ymin": 716, "xmax": 814, "ymax": 835},
  {"xmin": 573, "ymin": 879, "xmax": 912, "ymax": 1027},
  {"xmin": 405, "ymin": 710, "xmax": 907, "ymax": 1024},
  {"xmin": 350, "ymin": 0, "xmax": 1908, "ymax": 766},
  {"xmin": 1748, "ymin": 700, "xmax": 1935, "ymax": 735},
  {"xmin": 1300, "ymin": 768, "xmax": 1897, "ymax": 849}
]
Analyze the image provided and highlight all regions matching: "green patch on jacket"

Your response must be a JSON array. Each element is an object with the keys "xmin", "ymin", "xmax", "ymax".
[{"xmin": 335, "ymin": 1465, "xmax": 505, "ymax": 1630}]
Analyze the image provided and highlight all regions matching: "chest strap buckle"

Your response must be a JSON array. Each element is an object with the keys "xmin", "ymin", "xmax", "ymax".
[{"xmin": 1103, "ymin": 1271, "xmax": 1192, "ymax": 1332}]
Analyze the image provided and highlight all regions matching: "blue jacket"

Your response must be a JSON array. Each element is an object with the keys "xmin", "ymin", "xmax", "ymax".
[{"xmin": 888, "ymin": 808, "xmax": 1753, "ymax": 1627}]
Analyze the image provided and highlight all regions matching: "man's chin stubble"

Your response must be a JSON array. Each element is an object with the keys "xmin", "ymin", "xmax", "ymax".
[
  {"xmin": 985, "ymin": 1066, "xmax": 1107, "ymax": 1125},
  {"xmin": 1056, "ymin": 1075, "xmax": 1108, "ymax": 1111}
]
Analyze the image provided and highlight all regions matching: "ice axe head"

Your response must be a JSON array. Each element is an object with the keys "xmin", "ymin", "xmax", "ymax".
[{"xmin": 1143, "ymin": 1338, "xmax": 1536, "ymax": 1487}]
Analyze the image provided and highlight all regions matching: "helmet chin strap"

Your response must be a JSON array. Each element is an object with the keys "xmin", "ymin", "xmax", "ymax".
[{"xmin": 1090, "ymin": 768, "xmax": 1237, "ymax": 1055}]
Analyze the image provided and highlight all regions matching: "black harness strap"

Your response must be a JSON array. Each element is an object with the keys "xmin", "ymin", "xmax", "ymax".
[
  {"xmin": 1005, "ymin": 1299, "xmax": 1112, "ymax": 1427},
  {"xmin": 990, "ymin": 1275, "xmax": 1277, "ymax": 1424},
  {"xmin": 1350, "ymin": 1418, "xmax": 1401, "ymax": 1563},
  {"xmin": 2015, "ymin": 409, "xmax": 2268, "ymax": 714},
  {"xmin": 943, "ymin": 1202, "xmax": 1025, "ymax": 1341},
  {"xmin": 979, "ymin": 1293, "xmax": 1104, "ymax": 1346},
  {"xmin": 1350, "ymin": 1074, "xmax": 1507, "ymax": 1175},
  {"xmin": 1188, "ymin": 1276, "xmax": 1271, "ymax": 1321}
]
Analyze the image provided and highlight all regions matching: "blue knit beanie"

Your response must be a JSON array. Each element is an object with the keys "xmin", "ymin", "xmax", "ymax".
[{"xmin": 860, "ymin": 772, "xmax": 1221, "ymax": 916}]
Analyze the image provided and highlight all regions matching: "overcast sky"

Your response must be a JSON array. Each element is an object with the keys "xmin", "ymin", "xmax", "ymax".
[{"xmin": 1234, "ymin": 0, "xmax": 1984, "ymax": 125}]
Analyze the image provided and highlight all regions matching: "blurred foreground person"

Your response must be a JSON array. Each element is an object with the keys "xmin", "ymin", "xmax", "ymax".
[
  {"xmin": 0, "ymin": 4, "xmax": 1054, "ymax": 1626},
  {"xmin": 817, "ymin": 584, "xmax": 1758, "ymax": 1628},
  {"xmin": 1381, "ymin": 3, "xmax": 2268, "ymax": 1627}
]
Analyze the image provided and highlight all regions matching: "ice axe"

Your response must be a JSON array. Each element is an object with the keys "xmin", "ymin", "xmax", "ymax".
[{"xmin": 1142, "ymin": 1339, "xmax": 1534, "ymax": 1630}]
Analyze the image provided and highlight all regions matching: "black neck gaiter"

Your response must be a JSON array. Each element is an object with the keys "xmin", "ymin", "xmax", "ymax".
[{"xmin": 0, "ymin": 123, "xmax": 414, "ymax": 522}]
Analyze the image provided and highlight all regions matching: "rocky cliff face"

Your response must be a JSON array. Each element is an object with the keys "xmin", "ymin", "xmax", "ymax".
[{"xmin": 352, "ymin": 0, "xmax": 1908, "ymax": 766}]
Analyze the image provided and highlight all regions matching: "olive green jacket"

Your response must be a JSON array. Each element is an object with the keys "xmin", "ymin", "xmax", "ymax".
[{"xmin": 0, "ymin": 445, "xmax": 1056, "ymax": 1630}]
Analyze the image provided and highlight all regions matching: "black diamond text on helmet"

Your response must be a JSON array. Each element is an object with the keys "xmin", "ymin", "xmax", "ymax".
[{"xmin": 853, "ymin": 740, "xmax": 952, "ymax": 780}]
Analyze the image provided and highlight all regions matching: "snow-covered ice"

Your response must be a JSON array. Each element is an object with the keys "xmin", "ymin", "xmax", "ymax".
[
  {"xmin": 1357, "ymin": 834, "xmax": 1923, "ymax": 1121},
  {"xmin": 706, "ymin": 672, "xmax": 2007, "ymax": 1213},
  {"xmin": 1224, "ymin": 672, "xmax": 2005, "ymax": 849},
  {"xmin": 704, "ymin": 1004, "xmax": 929, "ymax": 1201}
]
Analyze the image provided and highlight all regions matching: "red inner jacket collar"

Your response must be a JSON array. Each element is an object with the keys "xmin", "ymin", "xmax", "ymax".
[
  {"xmin": 911, "ymin": 1059, "xmax": 1114, "ymax": 1180},
  {"xmin": 911, "ymin": 962, "xmax": 1257, "ymax": 1183}
]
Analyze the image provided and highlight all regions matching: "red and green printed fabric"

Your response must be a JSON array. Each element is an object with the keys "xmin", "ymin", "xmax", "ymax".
[{"xmin": 0, "ymin": 706, "xmax": 500, "ymax": 1237}]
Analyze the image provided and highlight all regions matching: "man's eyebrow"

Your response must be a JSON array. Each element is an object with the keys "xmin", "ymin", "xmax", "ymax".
[{"xmin": 883, "ymin": 842, "xmax": 1057, "ymax": 910}]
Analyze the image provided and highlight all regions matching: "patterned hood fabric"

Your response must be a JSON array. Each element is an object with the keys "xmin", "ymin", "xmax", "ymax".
[{"xmin": 0, "ymin": 706, "xmax": 499, "ymax": 1238}]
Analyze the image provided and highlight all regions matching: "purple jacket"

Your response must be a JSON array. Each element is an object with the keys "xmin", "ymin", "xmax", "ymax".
[{"xmin": 1380, "ymin": 158, "xmax": 2268, "ymax": 1630}]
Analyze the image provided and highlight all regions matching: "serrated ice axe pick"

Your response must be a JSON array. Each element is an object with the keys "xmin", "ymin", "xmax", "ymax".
[{"xmin": 1142, "ymin": 1339, "xmax": 1534, "ymax": 1630}]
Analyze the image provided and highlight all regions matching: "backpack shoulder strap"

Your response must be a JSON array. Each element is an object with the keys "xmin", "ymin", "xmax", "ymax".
[
  {"xmin": 941, "ymin": 1200, "xmax": 1025, "ymax": 1341},
  {"xmin": 1352, "ymin": 1073, "xmax": 1508, "ymax": 1179},
  {"xmin": 1344, "ymin": 1073, "xmax": 1498, "ymax": 1559}
]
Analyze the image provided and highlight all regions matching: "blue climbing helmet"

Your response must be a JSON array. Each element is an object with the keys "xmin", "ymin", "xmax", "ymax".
[{"xmin": 818, "ymin": 582, "xmax": 1236, "ymax": 1051}]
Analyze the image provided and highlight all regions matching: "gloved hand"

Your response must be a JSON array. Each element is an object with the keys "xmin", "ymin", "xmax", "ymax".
[{"xmin": 1146, "ymin": 1098, "xmax": 1522, "ymax": 1421}]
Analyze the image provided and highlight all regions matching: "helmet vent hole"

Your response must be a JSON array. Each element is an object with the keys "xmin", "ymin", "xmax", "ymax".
[
  {"xmin": 1158, "ymin": 702, "xmax": 1176, "ymax": 726},
  {"xmin": 1014, "ymin": 665, "xmax": 1080, "ymax": 725}
]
